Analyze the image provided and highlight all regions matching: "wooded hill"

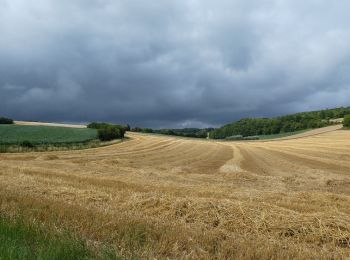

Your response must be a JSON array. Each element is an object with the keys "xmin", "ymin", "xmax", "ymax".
[{"xmin": 209, "ymin": 107, "xmax": 350, "ymax": 139}]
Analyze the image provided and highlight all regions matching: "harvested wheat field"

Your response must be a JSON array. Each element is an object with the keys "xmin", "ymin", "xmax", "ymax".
[{"xmin": 1, "ymin": 129, "xmax": 350, "ymax": 259}]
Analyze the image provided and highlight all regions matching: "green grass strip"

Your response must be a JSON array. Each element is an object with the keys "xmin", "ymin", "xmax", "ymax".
[{"xmin": 0, "ymin": 216, "xmax": 93, "ymax": 260}]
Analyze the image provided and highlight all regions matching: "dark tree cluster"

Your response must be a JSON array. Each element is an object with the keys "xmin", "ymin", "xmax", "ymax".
[
  {"xmin": 155, "ymin": 128, "xmax": 213, "ymax": 138},
  {"xmin": 132, "ymin": 127, "xmax": 214, "ymax": 138},
  {"xmin": 0, "ymin": 117, "xmax": 14, "ymax": 124},
  {"xmin": 88, "ymin": 122, "xmax": 129, "ymax": 141}
]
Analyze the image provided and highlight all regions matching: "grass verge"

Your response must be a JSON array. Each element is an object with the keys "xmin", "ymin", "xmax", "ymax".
[
  {"xmin": 0, "ymin": 215, "xmax": 123, "ymax": 259},
  {"xmin": 0, "ymin": 216, "xmax": 92, "ymax": 259}
]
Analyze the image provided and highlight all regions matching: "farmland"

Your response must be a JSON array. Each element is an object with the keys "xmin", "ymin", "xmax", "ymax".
[
  {"xmin": 0, "ymin": 125, "xmax": 100, "ymax": 152},
  {"xmin": 0, "ymin": 125, "xmax": 97, "ymax": 145},
  {"xmin": 1, "ymin": 128, "xmax": 350, "ymax": 259}
]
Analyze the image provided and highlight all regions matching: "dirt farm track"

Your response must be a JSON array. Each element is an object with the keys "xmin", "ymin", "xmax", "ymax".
[{"xmin": 1, "ymin": 129, "xmax": 350, "ymax": 259}]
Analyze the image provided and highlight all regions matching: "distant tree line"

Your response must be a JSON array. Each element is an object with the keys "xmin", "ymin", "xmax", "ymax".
[
  {"xmin": 157, "ymin": 128, "xmax": 214, "ymax": 138},
  {"xmin": 131, "ymin": 127, "xmax": 214, "ymax": 138},
  {"xmin": 210, "ymin": 107, "xmax": 350, "ymax": 139},
  {"xmin": 89, "ymin": 107, "xmax": 350, "ymax": 141},
  {"xmin": 87, "ymin": 122, "xmax": 129, "ymax": 141},
  {"xmin": 132, "ymin": 127, "xmax": 154, "ymax": 133},
  {"xmin": 0, "ymin": 117, "xmax": 14, "ymax": 124}
]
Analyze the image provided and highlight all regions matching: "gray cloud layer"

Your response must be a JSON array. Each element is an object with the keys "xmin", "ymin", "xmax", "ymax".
[{"xmin": 1, "ymin": 0, "xmax": 350, "ymax": 128}]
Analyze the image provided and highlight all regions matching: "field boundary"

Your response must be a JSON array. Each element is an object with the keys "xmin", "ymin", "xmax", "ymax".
[{"xmin": 0, "ymin": 139, "xmax": 126, "ymax": 153}]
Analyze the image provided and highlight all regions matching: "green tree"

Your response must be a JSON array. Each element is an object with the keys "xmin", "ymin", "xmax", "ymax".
[
  {"xmin": 97, "ymin": 126, "xmax": 122, "ymax": 141},
  {"xmin": 344, "ymin": 115, "xmax": 350, "ymax": 128}
]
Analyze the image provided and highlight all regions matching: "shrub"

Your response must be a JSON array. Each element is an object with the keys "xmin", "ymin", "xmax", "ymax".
[
  {"xmin": 88, "ymin": 122, "xmax": 126, "ymax": 140},
  {"xmin": 0, "ymin": 117, "xmax": 14, "ymax": 124},
  {"xmin": 344, "ymin": 115, "xmax": 350, "ymax": 128},
  {"xmin": 119, "ymin": 125, "xmax": 129, "ymax": 134},
  {"xmin": 97, "ymin": 126, "xmax": 122, "ymax": 141}
]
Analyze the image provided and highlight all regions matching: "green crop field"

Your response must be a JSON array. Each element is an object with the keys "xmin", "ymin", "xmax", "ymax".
[{"xmin": 0, "ymin": 125, "xmax": 97, "ymax": 145}]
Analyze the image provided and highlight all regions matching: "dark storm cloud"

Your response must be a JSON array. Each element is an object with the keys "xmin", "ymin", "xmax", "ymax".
[{"xmin": 1, "ymin": 0, "xmax": 350, "ymax": 128}]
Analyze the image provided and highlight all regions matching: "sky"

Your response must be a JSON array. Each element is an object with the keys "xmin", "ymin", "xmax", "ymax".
[{"xmin": 1, "ymin": 0, "xmax": 350, "ymax": 128}]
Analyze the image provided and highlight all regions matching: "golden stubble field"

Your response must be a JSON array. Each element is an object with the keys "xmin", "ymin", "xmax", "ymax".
[{"xmin": 1, "ymin": 130, "xmax": 350, "ymax": 259}]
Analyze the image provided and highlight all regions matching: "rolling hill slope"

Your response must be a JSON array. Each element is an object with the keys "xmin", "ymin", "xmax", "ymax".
[{"xmin": 0, "ymin": 128, "xmax": 350, "ymax": 258}]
